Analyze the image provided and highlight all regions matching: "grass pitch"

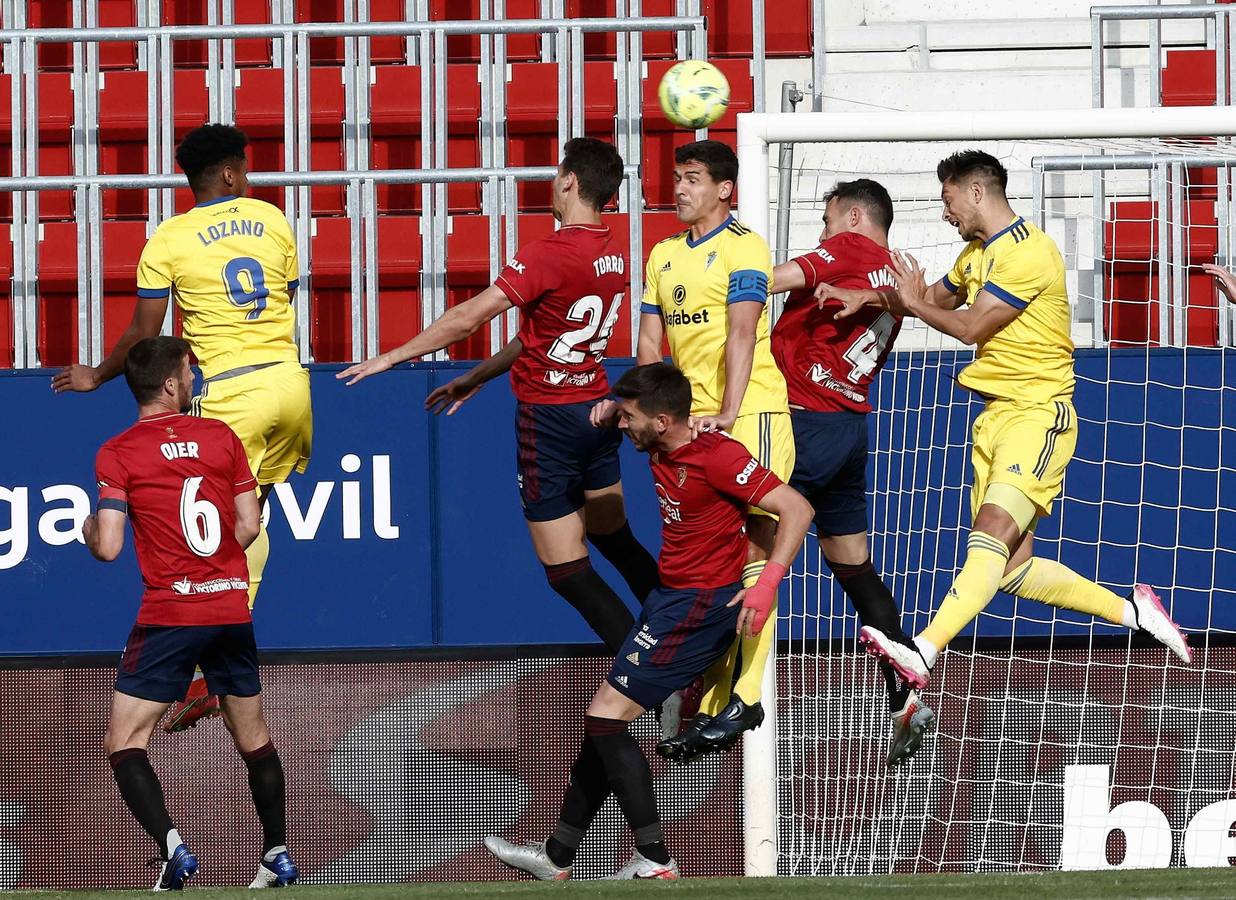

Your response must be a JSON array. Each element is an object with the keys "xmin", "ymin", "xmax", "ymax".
[{"xmin": 14, "ymin": 868, "xmax": 1234, "ymax": 900}]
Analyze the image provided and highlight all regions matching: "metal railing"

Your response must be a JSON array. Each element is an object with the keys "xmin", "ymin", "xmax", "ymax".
[
  {"xmin": 0, "ymin": 7, "xmax": 730, "ymax": 368},
  {"xmin": 1032, "ymin": 151, "xmax": 1236, "ymax": 348}
]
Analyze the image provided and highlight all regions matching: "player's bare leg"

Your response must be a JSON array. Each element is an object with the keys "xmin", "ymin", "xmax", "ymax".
[
  {"xmin": 107, "ymin": 692, "xmax": 199, "ymax": 890},
  {"xmin": 218, "ymin": 693, "xmax": 298, "ymax": 888},
  {"xmin": 528, "ymin": 509, "xmax": 635, "ymax": 654},
  {"xmin": 166, "ymin": 483, "xmax": 275, "ymax": 734}
]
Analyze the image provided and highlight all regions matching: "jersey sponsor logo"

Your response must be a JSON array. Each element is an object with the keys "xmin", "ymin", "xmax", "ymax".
[
  {"xmin": 543, "ymin": 369, "xmax": 598, "ymax": 388},
  {"xmin": 867, "ymin": 267, "xmax": 896, "ymax": 289},
  {"xmin": 195, "ymin": 218, "xmax": 267, "ymax": 247},
  {"xmin": 634, "ymin": 626, "xmax": 659, "ymax": 650},
  {"xmin": 663, "ymin": 309, "xmax": 712, "ymax": 327},
  {"xmin": 507, "ymin": 258, "xmax": 526, "ymax": 275},
  {"xmin": 807, "ymin": 363, "xmax": 866, "ymax": 404},
  {"xmin": 159, "ymin": 441, "xmax": 201, "ymax": 461},
  {"xmin": 735, "ymin": 458, "xmax": 759, "ymax": 486},
  {"xmin": 815, "ymin": 247, "xmax": 836, "ymax": 263},
  {"xmin": 672, "ymin": 285, "xmax": 686, "ymax": 306},
  {"xmin": 654, "ymin": 483, "xmax": 682, "ymax": 524},
  {"xmin": 626, "ymin": 651, "xmax": 640, "ymax": 666},
  {"xmin": 705, "ymin": 250, "xmax": 718, "ymax": 271},
  {"xmin": 592, "ymin": 254, "xmax": 625, "ymax": 277},
  {"xmin": 171, "ymin": 576, "xmax": 249, "ymax": 595}
]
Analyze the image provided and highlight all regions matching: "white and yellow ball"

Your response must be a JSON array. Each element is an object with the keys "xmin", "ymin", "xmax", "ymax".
[{"xmin": 657, "ymin": 60, "xmax": 730, "ymax": 129}]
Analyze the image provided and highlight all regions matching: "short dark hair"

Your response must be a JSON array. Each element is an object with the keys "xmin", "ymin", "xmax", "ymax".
[
  {"xmin": 674, "ymin": 139, "xmax": 738, "ymax": 186},
  {"xmin": 175, "ymin": 123, "xmax": 249, "ymax": 192},
  {"xmin": 613, "ymin": 363, "xmax": 692, "ymax": 421},
  {"xmin": 125, "ymin": 336, "xmax": 191, "ymax": 405},
  {"xmin": 824, "ymin": 178, "xmax": 894, "ymax": 233},
  {"xmin": 561, "ymin": 137, "xmax": 625, "ymax": 210},
  {"xmin": 936, "ymin": 150, "xmax": 1008, "ymax": 195}
]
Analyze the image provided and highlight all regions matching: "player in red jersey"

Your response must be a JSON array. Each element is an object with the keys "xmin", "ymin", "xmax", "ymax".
[
  {"xmin": 84, "ymin": 336, "xmax": 296, "ymax": 890},
  {"xmin": 339, "ymin": 138, "xmax": 658, "ymax": 656},
  {"xmin": 485, "ymin": 363, "xmax": 813, "ymax": 879},
  {"xmin": 770, "ymin": 178, "xmax": 934, "ymax": 767}
]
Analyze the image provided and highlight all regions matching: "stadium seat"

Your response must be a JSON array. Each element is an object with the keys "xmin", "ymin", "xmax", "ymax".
[
  {"xmin": 505, "ymin": 62, "xmax": 618, "ymax": 210},
  {"xmin": 162, "ymin": 0, "xmax": 275, "ymax": 69},
  {"xmin": 430, "ymin": 0, "xmax": 541, "ymax": 63},
  {"xmin": 566, "ymin": 0, "xmax": 677, "ymax": 60},
  {"xmin": 309, "ymin": 215, "xmax": 424, "ymax": 360},
  {"xmin": 703, "ymin": 0, "xmax": 813, "ymax": 58},
  {"xmin": 640, "ymin": 59, "xmax": 754, "ymax": 209},
  {"xmin": 1104, "ymin": 199, "xmax": 1220, "ymax": 346},
  {"xmin": 1161, "ymin": 49, "xmax": 1218, "ymax": 107},
  {"xmin": 299, "ymin": 0, "xmax": 408, "ymax": 66},
  {"xmin": 29, "ymin": 0, "xmax": 137, "ymax": 71},
  {"xmin": 37, "ymin": 220, "xmax": 149, "ymax": 366}
]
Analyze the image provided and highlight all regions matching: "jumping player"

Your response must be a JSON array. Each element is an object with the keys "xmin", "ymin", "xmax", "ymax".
[
  {"xmin": 339, "ymin": 138, "xmax": 659, "ymax": 654},
  {"xmin": 485, "ymin": 362, "xmax": 812, "ymax": 880},
  {"xmin": 598, "ymin": 140, "xmax": 794, "ymax": 753},
  {"xmin": 55, "ymin": 124, "xmax": 313, "ymax": 732},
  {"xmin": 85, "ymin": 336, "xmax": 295, "ymax": 890},
  {"xmin": 854, "ymin": 151, "xmax": 1191, "ymax": 687}
]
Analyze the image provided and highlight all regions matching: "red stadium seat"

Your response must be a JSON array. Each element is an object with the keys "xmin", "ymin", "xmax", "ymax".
[
  {"xmin": 37, "ymin": 221, "xmax": 149, "ymax": 366},
  {"xmin": 640, "ymin": 59, "xmax": 754, "ymax": 209},
  {"xmin": 30, "ymin": 0, "xmax": 138, "ymax": 71},
  {"xmin": 430, "ymin": 0, "xmax": 541, "ymax": 62},
  {"xmin": 566, "ymin": 0, "xmax": 677, "ymax": 60},
  {"xmin": 703, "ymin": 0, "xmax": 813, "ymax": 58},
  {"xmin": 309, "ymin": 215, "xmax": 423, "ymax": 360},
  {"xmin": 299, "ymin": 0, "xmax": 408, "ymax": 66},
  {"xmin": 162, "ymin": 0, "xmax": 275, "ymax": 68}
]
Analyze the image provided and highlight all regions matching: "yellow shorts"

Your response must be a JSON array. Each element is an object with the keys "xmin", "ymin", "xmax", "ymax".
[
  {"xmin": 192, "ymin": 361, "xmax": 313, "ymax": 484},
  {"xmin": 729, "ymin": 411, "xmax": 796, "ymax": 517},
  {"xmin": 971, "ymin": 398, "xmax": 1076, "ymax": 520}
]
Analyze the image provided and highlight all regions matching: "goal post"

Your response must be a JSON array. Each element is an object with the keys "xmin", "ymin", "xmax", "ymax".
[{"xmin": 736, "ymin": 106, "xmax": 1236, "ymax": 878}]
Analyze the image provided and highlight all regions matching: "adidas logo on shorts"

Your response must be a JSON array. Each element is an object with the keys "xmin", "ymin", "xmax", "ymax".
[
  {"xmin": 1006, "ymin": 463, "xmax": 1022, "ymax": 475},
  {"xmin": 626, "ymin": 652, "xmax": 640, "ymax": 666},
  {"xmin": 615, "ymin": 675, "xmax": 629, "ymax": 687}
]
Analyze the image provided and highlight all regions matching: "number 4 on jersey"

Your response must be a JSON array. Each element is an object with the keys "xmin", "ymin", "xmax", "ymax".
[
  {"xmin": 548, "ymin": 292, "xmax": 624, "ymax": 366},
  {"xmin": 842, "ymin": 312, "xmax": 896, "ymax": 382}
]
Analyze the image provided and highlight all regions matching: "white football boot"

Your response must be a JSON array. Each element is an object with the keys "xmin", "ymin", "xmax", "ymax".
[
  {"xmin": 887, "ymin": 691, "xmax": 936, "ymax": 768},
  {"xmin": 483, "ymin": 836, "xmax": 571, "ymax": 881},
  {"xmin": 859, "ymin": 626, "xmax": 930, "ymax": 690},
  {"xmin": 1129, "ymin": 584, "xmax": 1192, "ymax": 663},
  {"xmin": 608, "ymin": 848, "xmax": 680, "ymax": 880}
]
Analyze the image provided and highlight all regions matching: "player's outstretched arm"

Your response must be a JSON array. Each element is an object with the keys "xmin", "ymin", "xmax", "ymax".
[
  {"xmin": 771, "ymin": 260, "xmax": 808, "ymax": 294},
  {"xmin": 891, "ymin": 252, "xmax": 1016, "ymax": 345},
  {"xmin": 426, "ymin": 338, "xmax": 523, "ymax": 416},
  {"xmin": 52, "ymin": 296, "xmax": 169, "ymax": 394},
  {"xmin": 338, "ymin": 285, "xmax": 513, "ymax": 386},
  {"xmin": 731, "ymin": 484, "xmax": 813, "ymax": 636},
  {"xmin": 234, "ymin": 491, "xmax": 261, "ymax": 550},
  {"xmin": 82, "ymin": 509, "xmax": 126, "ymax": 562}
]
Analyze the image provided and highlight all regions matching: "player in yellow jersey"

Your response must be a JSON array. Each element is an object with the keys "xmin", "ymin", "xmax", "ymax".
[
  {"xmin": 54, "ymin": 124, "xmax": 312, "ymax": 730},
  {"xmin": 850, "ymin": 150, "xmax": 1191, "ymax": 690},
  {"xmin": 595, "ymin": 140, "xmax": 794, "ymax": 759}
]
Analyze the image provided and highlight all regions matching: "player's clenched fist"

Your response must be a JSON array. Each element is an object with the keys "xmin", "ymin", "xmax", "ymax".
[{"xmin": 337, "ymin": 354, "xmax": 394, "ymax": 386}]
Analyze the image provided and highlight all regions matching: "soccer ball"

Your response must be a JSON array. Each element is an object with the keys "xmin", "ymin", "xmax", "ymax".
[{"xmin": 657, "ymin": 61, "xmax": 730, "ymax": 129}]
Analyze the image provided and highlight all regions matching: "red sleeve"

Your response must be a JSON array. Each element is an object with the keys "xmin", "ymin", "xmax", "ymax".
[
  {"xmin": 791, "ymin": 235, "xmax": 860, "ymax": 291},
  {"xmin": 229, "ymin": 429, "xmax": 258, "ymax": 494},
  {"xmin": 95, "ymin": 443, "xmax": 130, "ymax": 514},
  {"xmin": 494, "ymin": 239, "xmax": 555, "ymax": 309},
  {"xmin": 704, "ymin": 438, "xmax": 782, "ymax": 507}
]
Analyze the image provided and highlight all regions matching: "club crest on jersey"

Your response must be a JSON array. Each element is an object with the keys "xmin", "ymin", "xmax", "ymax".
[
  {"xmin": 964, "ymin": 263, "xmax": 972, "ymax": 276},
  {"xmin": 677, "ymin": 466, "xmax": 688, "ymax": 487},
  {"xmin": 705, "ymin": 250, "xmax": 718, "ymax": 271}
]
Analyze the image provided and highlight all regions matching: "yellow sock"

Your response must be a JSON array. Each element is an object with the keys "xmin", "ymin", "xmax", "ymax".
[
  {"xmin": 245, "ymin": 525, "xmax": 270, "ymax": 611},
  {"xmin": 1000, "ymin": 558, "xmax": 1125, "ymax": 623},
  {"xmin": 920, "ymin": 532, "xmax": 1010, "ymax": 651},
  {"xmin": 732, "ymin": 560, "xmax": 776, "ymax": 706},
  {"xmin": 700, "ymin": 560, "xmax": 767, "ymax": 714}
]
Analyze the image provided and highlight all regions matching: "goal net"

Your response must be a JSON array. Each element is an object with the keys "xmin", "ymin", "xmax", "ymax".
[{"xmin": 735, "ymin": 108, "xmax": 1236, "ymax": 876}]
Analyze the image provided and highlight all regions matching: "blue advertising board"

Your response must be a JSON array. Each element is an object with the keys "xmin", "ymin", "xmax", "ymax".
[{"xmin": 1, "ymin": 349, "xmax": 1233, "ymax": 655}]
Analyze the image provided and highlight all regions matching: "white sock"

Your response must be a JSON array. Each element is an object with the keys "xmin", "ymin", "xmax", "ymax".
[
  {"xmin": 913, "ymin": 635, "xmax": 939, "ymax": 669},
  {"xmin": 263, "ymin": 845, "xmax": 287, "ymax": 863},
  {"xmin": 166, "ymin": 829, "xmax": 183, "ymax": 858},
  {"xmin": 1121, "ymin": 599, "xmax": 1139, "ymax": 629}
]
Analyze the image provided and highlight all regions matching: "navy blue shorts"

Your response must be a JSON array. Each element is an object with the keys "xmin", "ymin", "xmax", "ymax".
[
  {"xmin": 515, "ymin": 400, "xmax": 622, "ymax": 522},
  {"xmin": 115, "ymin": 622, "xmax": 261, "ymax": 703},
  {"xmin": 789, "ymin": 409, "xmax": 870, "ymax": 537},
  {"xmin": 607, "ymin": 582, "xmax": 743, "ymax": 710}
]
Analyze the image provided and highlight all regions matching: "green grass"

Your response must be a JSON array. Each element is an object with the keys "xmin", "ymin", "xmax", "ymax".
[{"xmin": 13, "ymin": 869, "xmax": 1235, "ymax": 900}]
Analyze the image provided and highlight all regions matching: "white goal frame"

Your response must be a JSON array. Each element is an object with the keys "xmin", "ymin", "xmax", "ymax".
[{"xmin": 735, "ymin": 104, "xmax": 1236, "ymax": 878}]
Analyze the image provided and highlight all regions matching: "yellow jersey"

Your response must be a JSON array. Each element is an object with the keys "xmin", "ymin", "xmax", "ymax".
[
  {"xmin": 136, "ymin": 195, "xmax": 301, "ymax": 380},
  {"xmin": 641, "ymin": 216, "xmax": 788, "ymax": 417},
  {"xmin": 942, "ymin": 215, "xmax": 1074, "ymax": 403}
]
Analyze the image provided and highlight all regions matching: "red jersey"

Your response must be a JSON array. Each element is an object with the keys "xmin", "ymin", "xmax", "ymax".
[
  {"xmin": 495, "ymin": 223, "xmax": 627, "ymax": 405},
  {"xmin": 95, "ymin": 413, "xmax": 256, "ymax": 626},
  {"xmin": 771, "ymin": 231, "xmax": 902, "ymax": 414},
  {"xmin": 651, "ymin": 432, "xmax": 782, "ymax": 589}
]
